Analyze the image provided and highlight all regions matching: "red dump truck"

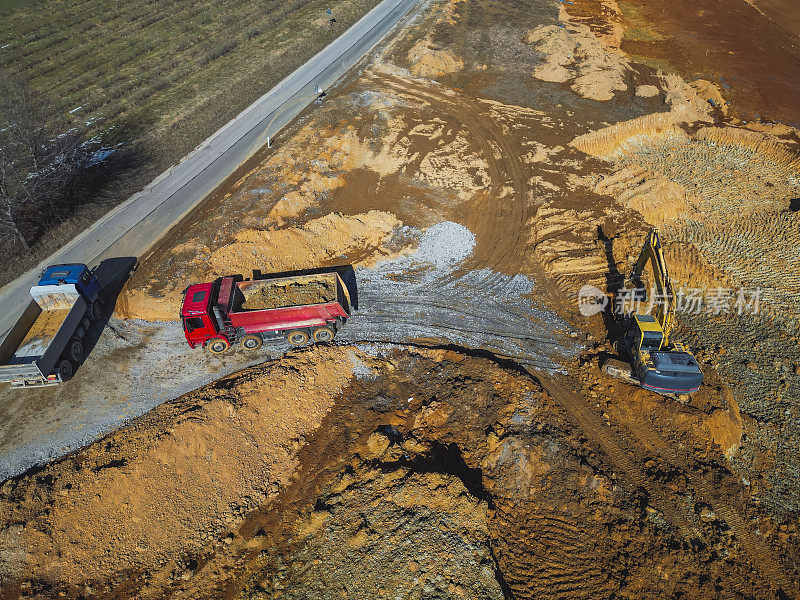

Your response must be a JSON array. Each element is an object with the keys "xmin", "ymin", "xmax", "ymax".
[{"xmin": 180, "ymin": 272, "xmax": 351, "ymax": 353}]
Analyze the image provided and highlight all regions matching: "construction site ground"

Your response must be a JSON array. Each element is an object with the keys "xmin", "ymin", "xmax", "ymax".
[{"xmin": 1, "ymin": 0, "xmax": 799, "ymax": 598}]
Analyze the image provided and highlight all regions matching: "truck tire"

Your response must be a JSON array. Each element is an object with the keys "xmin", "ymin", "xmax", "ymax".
[
  {"xmin": 57, "ymin": 360, "xmax": 73, "ymax": 382},
  {"xmin": 67, "ymin": 339, "xmax": 84, "ymax": 362},
  {"xmin": 313, "ymin": 326, "xmax": 334, "ymax": 343},
  {"xmin": 206, "ymin": 337, "xmax": 230, "ymax": 354},
  {"xmin": 90, "ymin": 300, "xmax": 103, "ymax": 321},
  {"xmin": 241, "ymin": 335, "xmax": 263, "ymax": 351},
  {"xmin": 286, "ymin": 330, "xmax": 310, "ymax": 346},
  {"xmin": 74, "ymin": 318, "xmax": 89, "ymax": 340}
]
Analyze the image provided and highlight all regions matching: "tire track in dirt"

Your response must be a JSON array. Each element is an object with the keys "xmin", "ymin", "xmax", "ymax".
[
  {"xmin": 534, "ymin": 374, "xmax": 698, "ymax": 540},
  {"xmin": 607, "ymin": 399, "xmax": 797, "ymax": 597},
  {"xmin": 538, "ymin": 373, "xmax": 795, "ymax": 597},
  {"xmin": 372, "ymin": 72, "xmax": 530, "ymax": 286},
  {"xmin": 492, "ymin": 503, "xmax": 616, "ymax": 600}
]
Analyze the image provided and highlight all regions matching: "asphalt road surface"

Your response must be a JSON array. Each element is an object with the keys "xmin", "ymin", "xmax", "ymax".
[{"xmin": 0, "ymin": 0, "xmax": 418, "ymax": 342}]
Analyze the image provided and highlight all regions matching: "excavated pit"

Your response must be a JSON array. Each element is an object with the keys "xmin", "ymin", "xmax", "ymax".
[{"xmin": 0, "ymin": 345, "xmax": 796, "ymax": 599}]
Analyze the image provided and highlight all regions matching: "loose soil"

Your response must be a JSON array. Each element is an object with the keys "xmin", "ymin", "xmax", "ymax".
[
  {"xmin": 0, "ymin": 345, "xmax": 797, "ymax": 599},
  {"xmin": 13, "ymin": 309, "xmax": 69, "ymax": 358},
  {"xmin": 2, "ymin": 0, "xmax": 800, "ymax": 597},
  {"xmin": 239, "ymin": 279, "xmax": 336, "ymax": 311}
]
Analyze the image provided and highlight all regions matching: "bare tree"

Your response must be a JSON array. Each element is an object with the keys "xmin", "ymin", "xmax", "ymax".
[{"xmin": 0, "ymin": 75, "xmax": 91, "ymax": 251}]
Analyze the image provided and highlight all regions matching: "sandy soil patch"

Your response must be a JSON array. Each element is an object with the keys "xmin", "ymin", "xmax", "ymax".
[
  {"xmin": 524, "ymin": 10, "xmax": 631, "ymax": 101},
  {"xmin": 0, "ymin": 346, "xmax": 361, "ymax": 587},
  {"xmin": 407, "ymin": 39, "xmax": 463, "ymax": 79}
]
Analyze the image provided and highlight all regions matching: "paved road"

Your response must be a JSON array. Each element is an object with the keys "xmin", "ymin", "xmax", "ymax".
[{"xmin": 0, "ymin": 0, "xmax": 418, "ymax": 340}]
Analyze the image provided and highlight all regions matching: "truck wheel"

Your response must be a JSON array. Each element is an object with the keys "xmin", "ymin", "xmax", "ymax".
[
  {"xmin": 57, "ymin": 360, "xmax": 73, "ymax": 382},
  {"xmin": 74, "ymin": 321, "xmax": 88, "ymax": 340},
  {"xmin": 313, "ymin": 326, "xmax": 334, "ymax": 343},
  {"xmin": 67, "ymin": 339, "xmax": 84, "ymax": 362},
  {"xmin": 206, "ymin": 337, "xmax": 230, "ymax": 354},
  {"xmin": 90, "ymin": 300, "xmax": 103, "ymax": 321},
  {"xmin": 241, "ymin": 335, "xmax": 263, "ymax": 351},
  {"xmin": 286, "ymin": 330, "xmax": 310, "ymax": 346}
]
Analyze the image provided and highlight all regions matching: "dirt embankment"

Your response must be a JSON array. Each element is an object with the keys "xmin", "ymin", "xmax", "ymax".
[{"xmin": 0, "ymin": 345, "xmax": 796, "ymax": 599}]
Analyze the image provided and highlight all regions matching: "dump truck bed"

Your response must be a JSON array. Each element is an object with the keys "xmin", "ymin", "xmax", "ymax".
[
  {"xmin": 0, "ymin": 285, "xmax": 85, "ymax": 384},
  {"xmin": 235, "ymin": 274, "xmax": 339, "ymax": 311},
  {"xmin": 224, "ymin": 272, "xmax": 350, "ymax": 335}
]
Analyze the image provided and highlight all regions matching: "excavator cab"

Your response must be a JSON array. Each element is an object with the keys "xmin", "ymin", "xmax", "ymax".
[{"xmin": 631, "ymin": 315, "xmax": 664, "ymax": 352}]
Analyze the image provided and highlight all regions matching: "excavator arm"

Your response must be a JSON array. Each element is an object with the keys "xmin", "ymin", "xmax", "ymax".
[{"xmin": 630, "ymin": 229, "xmax": 675, "ymax": 346}]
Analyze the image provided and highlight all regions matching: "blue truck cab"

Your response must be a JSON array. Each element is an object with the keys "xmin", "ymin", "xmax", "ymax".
[{"xmin": 38, "ymin": 264, "xmax": 102, "ymax": 304}]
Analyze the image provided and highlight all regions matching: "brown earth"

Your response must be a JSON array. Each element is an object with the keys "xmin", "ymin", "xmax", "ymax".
[
  {"xmin": 0, "ymin": 345, "xmax": 797, "ymax": 599},
  {"xmin": 14, "ymin": 309, "xmax": 70, "ymax": 356},
  {"xmin": 115, "ymin": 210, "xmax": 404, "ymax": 322},
  {"xmin": 238, "ymin": 279, "xmax": 336, "ymax": 311},
  {"xmin": 2, "ymin": 0, "xmax": 800, "ymax": 597}
]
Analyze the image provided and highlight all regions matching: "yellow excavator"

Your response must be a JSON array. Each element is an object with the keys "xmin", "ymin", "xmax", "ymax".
[{"xmin": 603, "ymin": 229, "xmax": 703, "ymax": 395}]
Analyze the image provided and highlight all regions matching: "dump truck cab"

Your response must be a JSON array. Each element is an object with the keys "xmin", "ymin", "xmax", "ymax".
[
  {"xmin": 180, "ymin": 281, "xmax": 219, "ymax": 348},
  {"xmin": 38, "ymin": 264, "xmax": 101, "ymax": 303}
]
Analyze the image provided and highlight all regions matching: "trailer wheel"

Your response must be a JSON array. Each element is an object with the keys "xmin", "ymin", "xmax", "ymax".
[
  {"xmin": 241, "ymin": 335, "xmax": 263, "ymax": 351},
  {"xmin": 57, "ymin": 360, "xmax": 73, "ymax": 382},
  {"xmin": 67, "ymin": 339, "xmax": 84, "ymax": 362},
  {"xmin": 286, "ymin": 330, "xmax": 310, "ymax": 346},
  {"xmin": 74, "ymin": 322, "xmax": 88, "ymax": 340},
  {"xmin": 207, "ymin": 337, "xmax": 230, "ymax": 354},
  {"xmin": 90, "ymin": 300, "xmax": 103, "ymax": 321},
  {"xmin": 313, "ymin": 326, "xmax": 334, "ymax": 343}
]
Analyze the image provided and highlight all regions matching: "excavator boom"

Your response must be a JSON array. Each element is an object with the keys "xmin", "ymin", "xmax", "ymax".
[{"xmin": 630, "ymin": 229, "xmax": 674, "ymax": 345}]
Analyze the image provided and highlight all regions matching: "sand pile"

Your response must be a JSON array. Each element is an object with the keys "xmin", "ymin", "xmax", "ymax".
[
  {"xmin": 593, "ymin": 165, "xmax": 699, "ymax": 226},
  {"xmin": 239, "ymin": 279, "xmax": 335, "ymax": 310},
  {"xmin": 267, "ymin": 172, "xmax": 346, "ymax": 226},
  {"xmin": 209, "ymin": 210, "xmax": 402, "ymax": 275},
  {"xmin": 14, "ymin": 309, "xmax": 70, "ymax": 357},
  {"xmin": 524, "ymin": 20, "xmax": 631, "ymax": 101},
  {"xmin": 407, "ymin": 39, "xmax": 463, "ymax": 79},
  {"xmin": 570, "ymin": 75, "xmax": 723, "ymax": 157},
  {"xmin": 659, "ymin": 73, "xmax": 721, "ymax": 123}
]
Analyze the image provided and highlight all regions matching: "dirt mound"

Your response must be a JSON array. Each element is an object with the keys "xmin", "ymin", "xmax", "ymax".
[
  {"xmin": 524, "ymin": 18, "xmax": 631, "ymax": 101},
  {"xmin": 239, "ymin": 279, "xmax": 335, "ymax": 311},
  {"xmin": 209, "ymin": 210, "xmax": 402, "ymax": 275},
  {"xmin": 407, "ymin": 39, "xmax": 463, "ymax": 79},
  {"xmin": 1, "ymin": 346, "xmax": 795, "ymax": 599},
  {"xmin": 0, "ymin": 345, "xmax": 360, "ymax": 590},
  {"xmin": 593, "ymin": 165, "xmax": 699, "ymax": 226}
]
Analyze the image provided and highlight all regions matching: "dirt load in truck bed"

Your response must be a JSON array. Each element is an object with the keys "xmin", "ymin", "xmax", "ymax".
[
  {"xmin": 13, "ymin": 309, "xmax": 71, "ymax": 358},
  {"xmin": 238, "ymin": 278, "xmax": 336, "ymax": 311}
]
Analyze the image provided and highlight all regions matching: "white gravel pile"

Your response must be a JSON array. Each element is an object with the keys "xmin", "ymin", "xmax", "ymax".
[{"xmin": 412, "ymin": 221, "xmax": 476, "ymax": 267}]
